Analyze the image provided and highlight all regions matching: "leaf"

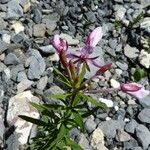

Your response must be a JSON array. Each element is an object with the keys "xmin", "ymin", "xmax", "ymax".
[
  {"xmin": 54, "ymin": 68, "xmax": 71, "ymax": 87},
  {"xmin": 30, "ymin": 102, "xmax": 45, "ymax": 112},
  {"xmin": 72, "ymin": 93, "xmax": 82, "ymax": 106},
  {"xmin": 48, "ymin": 124, "xmax": 67, "ymax": 149},
  {"xmin": 80, "ymin": 92, "xmax": 107, "ymax": 109},
  {"xmin": 78, "ymin": 63, "xmax": 86, "ymax": 85},
  {"xmin": 19, "ymin": 115, "xmax": 48, "ymax": 126},
  {"xmin": 134, "ymin": 68, "xmax": 147, "ymax": 81},
  {"xmin": 72, "ymin": 111, "xmax": 84, "ymax": 132},
  {"xmin": 43, "ymin": 104, "xmax": 66, "ymax": 110},
  {"xmin": 65, "ymin": 136, "xmax": 83, "ymax": 150},
  {"xmin": 48, "ymin": 93, "xmax": 70, "ymax": 99}
]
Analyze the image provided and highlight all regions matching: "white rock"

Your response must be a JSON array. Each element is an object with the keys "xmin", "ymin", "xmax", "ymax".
[
  {"xmin": 7, "ymin": 91, "xmax": 40, "ymax": 145},
  {"xmin": 99, "ymin": 98, "xmax": 113, "ymax": 108},
  {"xmin": 17, "ymin": 79, "xmax": 33, "ymax": 93},
  {"xmin": 106, "ymin": 117, "xmax": 111, "ymax": 121},
  {"xmin": 60, "ymin": 33, "xmax": 79, "ymax": 45},
  {"xmin": 114, "ymin": 105, "xmax": 119, "ymax": 111},
  {"xmin": 139, "ymin": 50, "xmax": 150, "ymax": 68},
  {"xmin": 23, "ymin": 2, "xmax": 31, "ymax": 13},
  {"xmin": 11, "ymin": 22, "xmax": 25, "ymax": 34},
  {"xmin": 37, "ymin": 76, "xmax": 48, "ymax": 91},
  {"xmin": 48, "ymin": 53, "xmax": 59, "ymax": 62},
  {"xmin": 2, "ymin": 34, "xmax": 11, "ymax": 44},
  {"xmin": 124, "ymin": 44, "xmax": 139, "ymax": 58},
  {"xmin": 110, "ymin": 78, "xmax": 120, "ymax": 88},
  {"xmin": 91, "ymin": 128, "xmax": 108, "ymax": 150}
]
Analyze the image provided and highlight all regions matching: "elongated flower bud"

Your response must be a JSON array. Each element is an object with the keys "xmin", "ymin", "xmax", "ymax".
[
  {"xmin": 121, "ymin": 83, "xmax": 150, "ymax": 99},
  {"xmin": 52, "ymin": 35, "xmax": 68, "ymax": 53},
  {"xmin": 59, "ymin": 51, "xmax": 68, "ymax": 68},
  {"xmin": 96, "ymin": 63, "xmax": 112, "ymax": 75}
]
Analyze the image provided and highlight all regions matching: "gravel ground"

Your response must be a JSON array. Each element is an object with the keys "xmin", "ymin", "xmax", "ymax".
[{"xmin": 0, "ymin": 0, "xmax": 150, "ymax": 150}]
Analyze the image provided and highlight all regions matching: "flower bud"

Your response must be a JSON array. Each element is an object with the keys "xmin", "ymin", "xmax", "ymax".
[
  {"xmin": 121, "ymin": 83, "xmax": 150, "ymax": 99},
  {"xmin": 96, "ymin": 63, "xmax": 112, "ymax": 75},
  {"xmin": 52, "ymin": 35, "xmax": 68, "ymax": 53}
]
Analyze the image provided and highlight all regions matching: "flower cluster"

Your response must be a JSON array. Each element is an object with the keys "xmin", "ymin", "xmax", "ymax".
[{"xmin": 52, "ymin": 27, "xmax": 149, "ymax": 100}]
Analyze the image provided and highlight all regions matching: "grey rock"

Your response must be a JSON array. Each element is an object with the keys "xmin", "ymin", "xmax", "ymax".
[
  {"xmin": 108, "ymin": 39, "xmax": 118, "ymax": 50},
  {"xmin": 10, "ymin": 64, "xmax": 24, "ymax": 81},
  {"xmin": 33, "ymin": 24, "xmax": 46, "ymax": 37},
  {"xmin": 0, "ymin": 118, "xmax": 4, "ymax": 141},
  {"xmin": 114, "ymin": 0, "xmax": 123, "ymax": 3},
  {"xmin": 17, "ymin": 79, "xmax": 33, "ymax": 93},
  {"xmin": 44, "ymin": 20, "xmax": 57, "ymax": 35},
  {"xmin": 141, "ymin": 17, "xmax": 150, "ymax": 33},
  {"xmin": 138, "ymin": 108, "xmax": 150, "ymax": 123},
  {"xmin": 44, "ymin": 85, "xmax": 64, "ymax": 104},
  {"xmin": 123, "ymin": 138, "xmax": 139, "ymax": 150},
  {"xmin": 0, "ymin": 62, "xmax": 7, "ymax": 72},
  {"xmin": 0, "ymin": 41, "xmax": 8, "ymax": 54},
  {"xmin": 85, "ymin": 11, "xmax": 96, "ymax": 23},
  {"xmin": 0, "ymin": 17, "xmax": 7, "ymax": 30},
  {"xmin": 125, "ymin": 119, "xmax": 138, "ymax": 134},
  {"xmin": 85, "ymin": 116, "xmax": 96, "ymax": 133},
  {"xmin": 4, "ymin": 53, "xmax": 20, "ymax": 65},
  {"xmin": 98, "ymin": 120, "xmax": 125, "ymax": 138},
  {"xmin": 11, "ymin": 33, "xmax": 24, "ymax": 43},
  {"xmin": 139, "ymin": 95, "xmax": 150, "ymax": 107},
  {"xmin": 39, "ymin": 45, "xmax": 55, "ymax": 54},
  {"xmin": 136, "ymin": 124, "xmax": 150, "ymax": 150},
  {"xmin": 1, "ymin": 0, "xmax": 11, "ymax": 3},
  {"xmin": 77, "ymin": 133, "xmax": 90, "ymax": 150},
  {"xmin": 116, "ymin": 130, "xmax": 131, "ymax": 142},
  {"xmin": 33, "ymin": 8, "xmax": 42, "ymax": 23},
  {"xmin": 27, "ymin": 49, "xmax": 46, "ymax": 80},
  {"xmin": 130, "ymin": 147, "xmax": 143, "ymax": 150},
  {"xmin": 116, "ymin": 61, "xmax": 128, "ymax": 71},
  {"xmin": 71, "ymin": 128, "xmax": 80, "ymax": 140},
  {"xmin": 36, "ymin": 76, "xmax": 48, "ymax": 91},
  {"xmin": 6, "ymin": 0, "xmax": 23, "ymax": 19},
  {"xmin": 124, "ymin": 44, "xmax": 139, "ymax": 58},
  {"xmin": 17, "ymin": 71, "xmax": 27, "ymax": 82},
  {"xmin": 139, "ymin": 0, "xmax": 150, "ymax": 8}
]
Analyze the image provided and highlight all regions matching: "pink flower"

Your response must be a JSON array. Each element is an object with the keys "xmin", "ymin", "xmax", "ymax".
[
  {"xmin": 52, "ymin": 35, "xmax": 68, "ymax": 53},
  {"xmin": 70, "ymin": 27, "xmax": 103, "ymax": 71},
  {"xmin": 121, "ymin": 83, "xmax": 149, "ymax": 99}
]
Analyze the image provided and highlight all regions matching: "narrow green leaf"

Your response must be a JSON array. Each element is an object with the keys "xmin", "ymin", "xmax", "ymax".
[
  {"xmin": 48, "ymin": 93, "xmax": 70, "ymax": 99},
  {"xmin": 72, "ymin": 111, "xmax": 84, "ymax": 132},
  {"xmin": 48, "ymin": 124, "xmax": 67, "ymax": 149},
  {"xmin": 43, "ymin": 104, "xmax": 66, "ymax": 110},
  {"xmin": 72, "ymin": 93, "xmax": 82, "ymax": 106},
  {"xmin": 29, "ymin": 102, "xmax": 45, "ymax": 112},
  {"xmin": 80, "ymin": 93, "xmax": 107, "ymax": 109},
  {"xmin": 19, "ymin": 115, "xmax": 48, "ymax": 126},
  {"xmin": 54, "ymin": 68, "xmax": 71, "ymax": 87},
  {"xmin": 78, "ymin": 63, "xmax": 86, "ymax": 85}
]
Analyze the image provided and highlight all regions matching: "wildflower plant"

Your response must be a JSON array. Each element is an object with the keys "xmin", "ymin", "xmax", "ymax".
[{"xmin": 19, "ymin": 27, "xmax": 150, "ymax": 150}]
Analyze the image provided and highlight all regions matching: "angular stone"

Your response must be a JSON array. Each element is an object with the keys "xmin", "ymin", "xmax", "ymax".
[
  {"xmin": 7, "ymin": 0, "xmax": 23, "ymax": 19},
  {"xmin": 85, "ymin": 115, "xmax": 96, "ymax": 133},
  {"xmin": 33, "ymin": 24, "xmax": 46, "ymax": 37},
  {"xmin": 4, "ymin": 53, "xmax": 20, "ymax": 65},
  {"xmin": 27, "ymin": 49, "xmax": 46, "ymax": 80},
  {"xmin": 136, "ymin": 124, "xmax": 150, "ymax": 150},
  {"xmin": 17, "ymin": 79, "xmax": 33, "ymax": 93},
  {"xmin": 36, "ymin": 76, "xmax": 48, "ymax": 91},
  {"xmin": 116, "ymin": 130, "xmax": 131, "ymax": 142},
  {"xmin": 7, "ymin": 91, "xmax": 40, "ymax": 145},
  {"xmin": 125, "ymin": 119, "xmax": 138, "ymax": 134},
  {"xmin": 98, "ymin": 120, "xmax": 125, "ymax": 138},
  {"xmin": 138, "ymin": 108, "xmax": 150, "ymax": 123}
]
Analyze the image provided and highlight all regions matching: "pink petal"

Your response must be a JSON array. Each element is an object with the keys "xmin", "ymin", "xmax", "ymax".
[
  {"xmin": 121, "ymin": 83, "xmax": 150, "ymax": 99},
  {"xmin": 86, "ymin": 27, "xmax": 103, "ymax": 47}
]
